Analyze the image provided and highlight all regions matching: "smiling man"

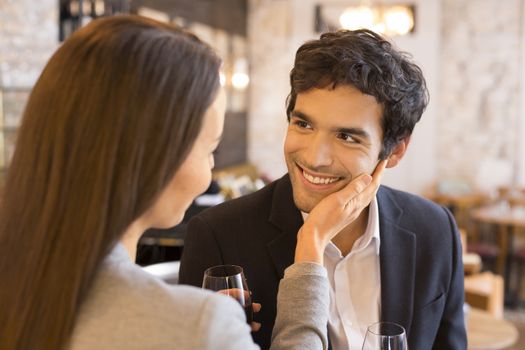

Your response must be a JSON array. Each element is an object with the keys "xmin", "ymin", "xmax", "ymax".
[{"xmin": 179, "ymin": 30, "xmax": 466, "ymax": 350}]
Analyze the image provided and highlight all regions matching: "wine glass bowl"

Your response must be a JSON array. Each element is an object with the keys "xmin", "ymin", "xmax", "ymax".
[
  {"xmin": 362, "ymin": 321, "xmax": 408, "ymax": 350},
  {"xmin": 202, "ymin": 265, "xmax": 253, "ymax": 323}
]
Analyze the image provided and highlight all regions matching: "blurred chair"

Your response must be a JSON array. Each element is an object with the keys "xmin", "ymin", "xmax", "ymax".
[
  {"xmin": 464, "ymin": 271, "xmax": 504, "ymax": 319},
  {"xmin": 142, "ymin": 261, "xmax": 180, "ymax": 285},
  {"xmin": 512, "ymin": 247, "xmax": 525, "ymax": 307},
  {"xmin": 466, "ymin": 241, "xmax": 499, "ymax": 272},
  {"xmin": 497, "ymin": 185, "xmax": 525, "ymax": 207},
  {"xmin": 462, "ymin": 229, "xmax": 504, "ymax": 318},
  {"xmin": 460, "ymin": 229, "xmax": 482, "ymax": 275},
  {"xmin": 459, "ymin": 226, "xmax": 499, "ymax": 273}
]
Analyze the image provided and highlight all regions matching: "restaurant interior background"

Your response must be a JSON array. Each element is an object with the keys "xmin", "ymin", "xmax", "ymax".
[{"xmin": 2, "ymin": 0, "xmax": 525, "ymax": 347}]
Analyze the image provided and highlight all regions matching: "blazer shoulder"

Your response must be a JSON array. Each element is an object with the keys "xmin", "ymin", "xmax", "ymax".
[
  {"xmin": 380, "ymin": 185, "xmax": 449, "ymax": 217},
  {"xmin": 378, "ymin": 185, "xmax": 457, "ymax": 245}
]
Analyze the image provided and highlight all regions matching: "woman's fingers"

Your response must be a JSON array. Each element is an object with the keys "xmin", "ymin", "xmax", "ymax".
[
  {"xmin": 252, "ymin": 302, "xmax": 262, "ymax": 313},
  {"xmin": 372, "ymin": 159, "xmax": 388, "ymax": 179},
  {"xmin": 335, "ymin": 173, "xmax": 372, "ymax": 207},
  {"xmin": 338, "ymin": 159, "xmax": 387, "ymax": 206},
  {"xmin": 341, "ymin": 160, "xmax": 387, "ymax": 218}
]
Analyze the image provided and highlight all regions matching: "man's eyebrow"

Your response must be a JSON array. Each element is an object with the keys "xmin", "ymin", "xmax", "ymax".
[{"xmin": 290, "ymin": 110, "xmax": 312, "ymax": 122}]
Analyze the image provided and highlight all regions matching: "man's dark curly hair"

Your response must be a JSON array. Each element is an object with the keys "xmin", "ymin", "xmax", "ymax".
[{"xmin": 286, "ymin": 29, "xmax": 429, "ymax": 160}]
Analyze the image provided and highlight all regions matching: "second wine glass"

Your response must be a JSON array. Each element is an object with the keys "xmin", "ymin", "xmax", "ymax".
[{"xmin": 362, "ymin": 321, "xmax": 408, "ymax": 350}]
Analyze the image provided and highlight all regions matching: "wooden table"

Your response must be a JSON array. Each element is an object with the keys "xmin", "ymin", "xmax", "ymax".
[
  {"xmin": 467, "ymin": 307, "xmax": 519, "ymax": 350},
  {"xmin": 470, "ymin": 203, "xmax": 525, "ymax": 303}
]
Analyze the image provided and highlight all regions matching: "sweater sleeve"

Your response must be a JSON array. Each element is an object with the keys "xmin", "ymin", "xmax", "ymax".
[
  {"xmin": 197, "ymin": 293, "xmax": 260, "ymax": 350},
  {"xmin": 270, "ymin": 262, "xmax": 329, "ymax": 350}
]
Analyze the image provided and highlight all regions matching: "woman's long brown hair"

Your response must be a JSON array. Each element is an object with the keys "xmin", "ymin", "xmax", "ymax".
[{"xmin": 0, "ymin": 15, "xmax": 220, "ymax": 349}]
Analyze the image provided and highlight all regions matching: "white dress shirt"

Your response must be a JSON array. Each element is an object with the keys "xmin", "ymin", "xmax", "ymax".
[{"xmin": 304, "ymin": 196, "xmax": 381, "ymax": 349}]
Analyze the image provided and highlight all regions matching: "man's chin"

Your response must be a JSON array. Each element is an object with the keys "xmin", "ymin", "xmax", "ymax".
[
  {"xmin": 291, "ymin": 181, "xmax": 344, "ymax": 213},
  {"xmin": 292, "ymin": 193, "xmax": 322, "ymax": 214}
]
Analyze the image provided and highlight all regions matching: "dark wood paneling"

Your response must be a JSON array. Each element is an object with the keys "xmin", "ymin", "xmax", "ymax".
[
  {"xmin": 214, "ymin": 111, "xmax": 247, "ymax": 169},
  {"xmin": 132, "ymin": 0, "xmax": 247, "ymax": 36},
  {"xmin": 131, "ymin": 0, "xmax": 249, "ymax": 168}
]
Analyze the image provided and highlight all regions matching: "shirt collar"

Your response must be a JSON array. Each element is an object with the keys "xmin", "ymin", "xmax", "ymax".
[
  {"xmin": 363, "ymin": 195, "xmax": 381, "ymax": 255},
  {"xmin": 301, "ymin": 195, "xmax": 381, "ymax": 256}
]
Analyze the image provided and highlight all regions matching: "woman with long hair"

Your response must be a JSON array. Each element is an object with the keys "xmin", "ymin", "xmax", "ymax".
[{"xmin": 0, "ymin": 15, "xmax": 383, "ymax": 349}]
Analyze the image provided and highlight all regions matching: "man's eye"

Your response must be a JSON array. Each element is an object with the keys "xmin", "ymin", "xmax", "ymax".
[
  {"xmin": 338, "ymin": 133, "xmax": 357, "ymax": 143},
  {"xmin": 293, "ymin": 120, "xmax": 311, "ymax": 129}
]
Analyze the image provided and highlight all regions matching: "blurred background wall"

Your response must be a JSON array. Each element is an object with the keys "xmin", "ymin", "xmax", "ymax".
[
  {"xmin": 1, "ymin": 0, "xmax": 525, "ymax": 196},
  {"xmin": 248, "ymin": 0, "xmax": 441, "ymax": 195},
  {"xmin": 247, "ymin": 0, "xmax": 525, "ymax": 196},
  {"xmin": 0, "ymin": 0, "xmax": 57, "ymax": 175},
  {"xmin": 0, "ymin": 0, "xmax": 57, "ymax": 87}
]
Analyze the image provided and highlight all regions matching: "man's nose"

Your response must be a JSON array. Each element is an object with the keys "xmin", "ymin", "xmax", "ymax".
[{"xmin": 303, "ymin": 133, "xmax": 334, "ymax": 168}]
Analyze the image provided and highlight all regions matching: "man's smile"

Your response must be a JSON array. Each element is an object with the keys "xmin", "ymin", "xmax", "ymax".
[
  {"xmin": 302, "ymin": 169, "xmax": 339, "ymax": 184},
  {"xmin": 295, "ymin": 162, "xmax": 345, "ymax": 190}
]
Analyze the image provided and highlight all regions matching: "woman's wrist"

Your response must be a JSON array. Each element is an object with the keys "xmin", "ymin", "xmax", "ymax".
[{"xmin": 294, "ymin": 227, "xmax": 326, "ymax": 265}]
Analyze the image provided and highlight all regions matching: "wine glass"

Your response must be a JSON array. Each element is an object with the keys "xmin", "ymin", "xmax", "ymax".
[
  {"xmin": 202, "ymin": 264, "xmax": 253, "ymax": 323},
  {"xmin": 362, "ymin": 322, "xmax": 408, "ymax": 350}
]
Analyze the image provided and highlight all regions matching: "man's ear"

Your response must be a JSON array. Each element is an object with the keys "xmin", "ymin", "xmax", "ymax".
[{"xmin": 386, "ymin": 136, "xmax": 411, "ymax": 168}]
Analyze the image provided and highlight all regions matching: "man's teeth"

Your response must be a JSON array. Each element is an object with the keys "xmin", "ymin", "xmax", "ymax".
[{"xmin": 302, "ymin": 170, "xmax": 339, "ymax": 185}]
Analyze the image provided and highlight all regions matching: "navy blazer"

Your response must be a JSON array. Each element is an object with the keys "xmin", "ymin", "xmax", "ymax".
[{"xmin": 179, "ymin": 175, "xmax": 467, "ymax": 350}]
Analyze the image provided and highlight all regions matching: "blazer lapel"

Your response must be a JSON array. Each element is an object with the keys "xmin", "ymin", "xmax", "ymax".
[
  {"xmin": 377, "ymin": 187, "xmax": 417, "ymax": 337},
  {"xmin": 267, "ymin": 175, "xmax": 303, "ymax": 279}
]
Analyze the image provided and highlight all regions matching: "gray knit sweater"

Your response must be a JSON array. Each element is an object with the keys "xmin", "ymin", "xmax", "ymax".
[{"xmin": 69, "ymin": 244, "xmax": 329, "ymax": 349}]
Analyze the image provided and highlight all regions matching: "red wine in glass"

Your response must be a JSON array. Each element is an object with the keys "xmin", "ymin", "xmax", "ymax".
[{"xmin": 202, "ymin": 265, "xmax": 253, "ymax": 324}]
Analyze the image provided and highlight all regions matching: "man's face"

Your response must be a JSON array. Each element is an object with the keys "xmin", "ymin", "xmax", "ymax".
[{"xmin": 284, "ymin": 85, "xmax": 384, "ymax": 213}]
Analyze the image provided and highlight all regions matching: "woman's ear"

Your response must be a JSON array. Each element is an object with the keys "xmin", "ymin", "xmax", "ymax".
[{"xmin": 386, "ymin": 136, "xmax": 411, "ymax": 168}]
